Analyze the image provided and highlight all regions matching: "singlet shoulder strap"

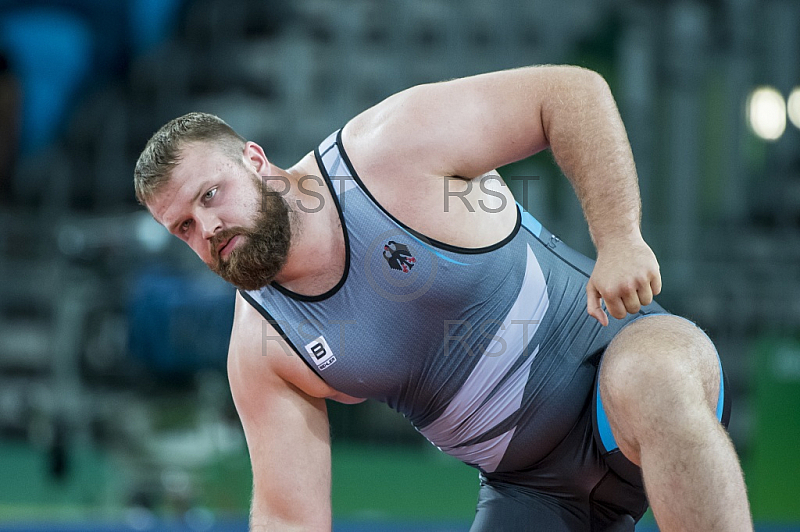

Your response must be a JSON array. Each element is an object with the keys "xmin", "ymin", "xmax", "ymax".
[{"xmin": 315, "ymin": 129, "xmax": 361, "ymax": 198}]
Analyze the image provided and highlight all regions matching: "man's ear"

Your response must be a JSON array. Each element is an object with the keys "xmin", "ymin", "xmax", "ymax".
[{"xmin": 243, "ymin": 141, "xmax": 272, "ymax": 175}]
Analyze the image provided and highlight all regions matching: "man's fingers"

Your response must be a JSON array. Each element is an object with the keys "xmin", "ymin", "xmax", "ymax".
[
  {"xmin": 604, "ymin": 295, "xmax": 628, "ymax": 320},
  {"xmin": 586, "ymin": 282, "xmax": 608, "ymax": 326},
  {"xmin": 637, "ymin": 283, "xmax": 654, "ymax": 307},
  {"xmin": 651, "ymin": 271, "xmax": 662, "ymax": 296},
  {"xmin": 620, "ymin": 288, "xmax": 641, "ymax": 315},
  {"xmin": 588, "ymin": 264, "xmax": 661, "ymax": 325}
]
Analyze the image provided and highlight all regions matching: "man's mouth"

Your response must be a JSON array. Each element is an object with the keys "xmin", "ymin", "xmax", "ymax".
[{"xmin": 218, "ymin": 235, "xmax": 240, "ymax": 259}]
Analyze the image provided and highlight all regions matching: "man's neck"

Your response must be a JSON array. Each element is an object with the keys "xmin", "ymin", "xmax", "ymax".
[{"xmin": 271, "ymin": 156, "xmax": 346, "ymax": 296}]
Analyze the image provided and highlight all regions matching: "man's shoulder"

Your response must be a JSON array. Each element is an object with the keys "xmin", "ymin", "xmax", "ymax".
[
  {"xmin": 227, "ymin": 291, "xmax": 276, "ymax": 381},
  {"xmin": 228, "ymin": 291, "xmax": 353, "ymax": 402},
  {"xmin": 338, "ymin": 84, "xmax": 440, "ymax": 181},
  {"xmin": 229, "ymin": 290, "xmax": 297, "ymax": 370}
]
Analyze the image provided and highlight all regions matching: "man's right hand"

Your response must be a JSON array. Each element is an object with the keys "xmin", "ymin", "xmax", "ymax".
[{"xmin": 586, "ymin": 236, "xmax": 662, "ymax": 326}]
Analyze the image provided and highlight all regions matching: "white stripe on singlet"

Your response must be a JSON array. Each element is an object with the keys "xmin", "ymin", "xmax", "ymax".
[{"xmin": 419, "ymin": 244, "xmax": 549, "ymax": 472}]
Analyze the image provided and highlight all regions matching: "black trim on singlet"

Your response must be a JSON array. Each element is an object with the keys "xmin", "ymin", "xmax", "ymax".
[
  {"xmin": 266, "ymin": 146, "xmax": 352, "ymax": 303},
  {"xmin": 336, "ymin": 128, "xmax": 522, "ymax": 255},
  {"xmin": 238, "ymin": 290, "xmax": 325, "ymax": 378}
]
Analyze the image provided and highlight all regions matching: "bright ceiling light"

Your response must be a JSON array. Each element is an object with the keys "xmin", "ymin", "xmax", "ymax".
[
  {"xmin": 747, "ymin": 86, "xmax": 786, "ymax": 141},
  {"xmin": 787, "ymin": 86, "xmax": 800, "ymax": 130}
]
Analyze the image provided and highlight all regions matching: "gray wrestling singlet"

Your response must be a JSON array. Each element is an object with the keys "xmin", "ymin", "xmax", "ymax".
[{"xmin": 241, "ymin": 129, "xmax": 726, "ymax": 530}]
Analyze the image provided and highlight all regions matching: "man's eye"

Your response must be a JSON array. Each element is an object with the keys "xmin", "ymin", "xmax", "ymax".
[
  {"xmin": 181, "ymin": 220, "xmax": 191, "ymax": 232},
  {"xmin": 203, "ymin": 188, "xmax": 217, "ymax": 202}
]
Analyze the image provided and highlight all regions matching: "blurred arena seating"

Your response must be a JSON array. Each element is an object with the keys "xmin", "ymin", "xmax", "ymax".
[{"xmin": 0, "ymin": 0, "xmax": 798, "ymax": 526}]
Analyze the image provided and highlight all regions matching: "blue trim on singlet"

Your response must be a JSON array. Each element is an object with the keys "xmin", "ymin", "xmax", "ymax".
[
  {"xmin": 594, "ymin": 314, "xmax": 727, "ymax": 453},
  {"xmin": 715, "ymin": 356, "xmax": 725, "ymax": 420},
  {"xmin": 402, "ymin": 229, "xmax": 470, "ymax": 266},
  {"xmin": 596, "ymin": 388, "xmax": 618, "ymax": 453},
  {"xmin": 518, "ymin": 204, "xmax": 543, "ymax": 238}
]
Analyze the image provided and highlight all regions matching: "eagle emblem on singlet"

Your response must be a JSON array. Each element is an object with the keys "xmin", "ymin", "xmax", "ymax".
[{"xmin": 383, "ymin": 241, "xmax": 416, "ymax": 273}]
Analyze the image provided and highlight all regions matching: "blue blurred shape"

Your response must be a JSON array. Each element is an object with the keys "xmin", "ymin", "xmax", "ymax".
[
  {"xmin": 0, "ymin": 8, "xmax": 94, "ymax": 153},
  {"xmin": 128, "ymin": 271, "xmax": 235, "ymax": 374},
  {"xmin": 128, "ymin": 0, "xmax": 185, "ymax": 56}
]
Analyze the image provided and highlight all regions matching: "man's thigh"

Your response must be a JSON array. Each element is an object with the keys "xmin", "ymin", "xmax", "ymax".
[{"xmin": 476, "ymin": 400, "xmax": 648, "ymax": 531}]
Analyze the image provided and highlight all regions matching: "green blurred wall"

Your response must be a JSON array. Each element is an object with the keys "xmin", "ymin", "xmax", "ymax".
[{"xmin": 747, "ymin": 336, "xmax": 800, "ymax": 521}]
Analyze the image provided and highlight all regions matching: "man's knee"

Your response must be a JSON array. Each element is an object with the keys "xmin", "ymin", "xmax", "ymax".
[{"xmin": 598, "ymin": 315, "xmax": 721, "ymax": 463}]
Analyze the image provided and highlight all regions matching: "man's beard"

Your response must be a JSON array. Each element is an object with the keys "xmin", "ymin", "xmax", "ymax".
[{"xmin": 208, "ymin": 178, "xmax": 293, "ymax": 291}]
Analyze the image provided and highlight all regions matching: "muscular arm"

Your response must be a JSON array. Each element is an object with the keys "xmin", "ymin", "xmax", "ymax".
[
  {"xmin": 347, "ymin": 65, "xmax": 661, "ymax": 324},
  {"xmin": 536, "ymin": 70, "xmax": 662, "ymax": 324},
  {"xmin": 227, "ymin": 294, "xmax": 333, "ymax": 531},
  {"xmin": 538, "ymin": 69, "xmax": 640, "ymax": 249}
]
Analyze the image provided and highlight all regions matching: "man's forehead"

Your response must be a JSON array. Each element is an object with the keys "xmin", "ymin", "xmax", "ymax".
[
  {"xmin": 175, "ymin": 140, "xmax": 219, "ymax": 169},
  {"xmin": 176, "ymin": 141, "xmax": 244, "ymax": 176},
  {"xmin": 163, "ymin": 143, "xmax": 224, "ymax": 190}
]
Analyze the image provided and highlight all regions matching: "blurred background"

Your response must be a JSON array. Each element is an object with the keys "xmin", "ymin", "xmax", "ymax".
[{"xmin": 0, "ymin": 0, "xmax": 798, "ymax": 530}]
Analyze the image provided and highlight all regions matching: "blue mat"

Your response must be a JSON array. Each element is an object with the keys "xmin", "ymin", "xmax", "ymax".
[{"xmin": 0, "ymin": 520, "xmax": 798, "ymax": 532}]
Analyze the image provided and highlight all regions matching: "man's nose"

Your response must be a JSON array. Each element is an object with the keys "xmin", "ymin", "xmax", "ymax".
[{"xmin": 198, "ymin": 213, "xmax": 221, "ymax": 240}]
